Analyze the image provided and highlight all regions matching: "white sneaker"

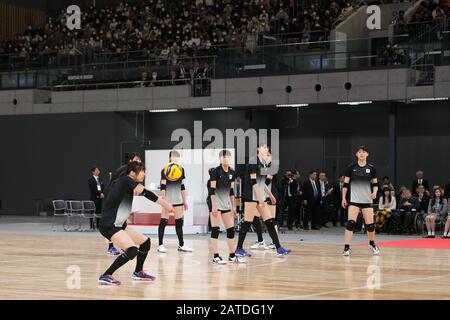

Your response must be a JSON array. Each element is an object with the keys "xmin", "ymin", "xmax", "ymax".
[
  {"xmin": 228, "ymin": 256, "xmax": 247, "ymax": 263},
  {"xmin": 250, "ymin": 241, "xmax": 266, "ymax": 249},
  {"xmin": 264, "ymin": 243, "xmax": 276, "ymax": 250},
  {"xmin": 178, "ymin": 245, "xmax": 194, "ymax": 252},
  {"xmin": 157, "ymin": 245, "xmax": 167, "ymax": 253},
  {"xmin": 368, "ymin": 244, "xmax": 380, "ymax": 255},
  {"xmin": 212, "ymin": 256, "xmax": 227, "ymax": 264},
  {"xmin": 343, "ymin": 248, "xmax": 351, "ymax": 256}
]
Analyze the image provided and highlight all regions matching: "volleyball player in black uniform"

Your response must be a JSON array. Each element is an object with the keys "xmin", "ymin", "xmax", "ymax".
[
  {"xmin": 235, "ymin": 144, "xmax": 290, "ymax": 257},
  {"xmin": 263, "ymin": 149, "xmax": 279, "ymax": 250},
  {"xmin": 104, "ymin": 152, "xmax": 142, "ymax": 256},
  {"xmin": 98, "ymin": 161, "xmax": 174, "ymax": 286},
  {"xmin": 341, "ymin": 146, "xmax": 380, "ymax": 256},
  {"xmin": 158, "ymin": 150, "xmax": 193, "ymax": 253},
  {"xmin": 209, "ymin": 150, "xmax": 246, "ymax": 264},
  {"xmin": 250, "ymin": 148, "xmax": 278, "ymax": 250}
]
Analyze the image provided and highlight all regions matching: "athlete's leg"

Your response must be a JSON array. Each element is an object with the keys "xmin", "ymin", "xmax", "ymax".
[
  {"xmin": 221, "ymin": 212, "xmax": 235, "ymax": 254},
  {"xmin": 344, "ymin": 205, "xmax": 361, "ymax": 247},
  {"xmin": 125, "ymin": 226, "xmax": 151, "ymax": 273},
  {"xmin": 158, "ymin": 207, "xmax": 170, "ymax": 246},
  {"xmin": 173, "ymin": 206, "xmax": 185, "ymax": 247},
  {"xmin": 259, "ymin": 204, "xmax": 282, "ymax": 249},
  {"xmin": 210, "ymin": 212, "xmax": 221, "ymax": 257},
  {"xmin": 236, "ymin": 202, "xmax": 257, "ymax": 250},
  {"xmin": 103, "ymin": 230, "xmax": 138, "ymax": 276},
  {"xmin": 362, "ymin": 208, "xmax": 376, "ymax": 242}
]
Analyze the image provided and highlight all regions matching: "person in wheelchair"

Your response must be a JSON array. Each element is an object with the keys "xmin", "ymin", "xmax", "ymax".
[
  {"xmin": 395, "ymin": 189, "xmax": 419, "ymax": 235},
  {"xmin": 424, "ymin": 187, "xmax": 448, "ymax": 238},
  {"xmin": 415, "ymin": 185, "xmax": 431, "ymax": 214},
  {"xmin": 376, "ymin": 187, "xmax": 396, "ymax": 232}
]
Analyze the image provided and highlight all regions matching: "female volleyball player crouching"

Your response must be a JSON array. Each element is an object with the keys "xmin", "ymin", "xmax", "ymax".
[
  {"xmin": 98, "ymin": 161, "xmax": 174, "ymax": 286},
  {"xmin": 341, "ymin": 146, "xmax": 380, "ymax": 256},
  {"xmin": 209, "ymin": 150, "xmax": 246, "ymax": 264}
]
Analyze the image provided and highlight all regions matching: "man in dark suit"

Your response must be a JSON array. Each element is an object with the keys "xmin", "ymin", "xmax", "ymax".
[
  {"xmin": 283, "ymin": 170, "xmax": 298, "ymax": 230},
  {"xmin": 332, "ymin": 175, "xmax": 349, "ymax": 227},
  {"xmin": 302, "ymin": 170, "xmax": 322, "ymax": 230},
  {"xmin": 293, "ymin": 170, "xmax": 303, "ymax": 229},
  {"xmin": 412, "ymin": 170, "xmax": 430, "ymax": 193},
  {"xmin": 318, "ymin": 172, "xmax": 332, "ymax": 228},
  {"xmin": 88, "ymin": 166, "xmax": 105, "ymax": 229}
]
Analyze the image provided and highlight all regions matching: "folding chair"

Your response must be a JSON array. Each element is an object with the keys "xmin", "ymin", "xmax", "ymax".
[
  {"xmin": 82, "ymin": 200, "xmax": 96, "ymax": 231},
  {"xmin": 52, "ymin": 200, "xmax": 70, "ymax": 231},
  {"xmin": 69, "ymin": 200, "xmax": 84, "ymax": 231}
]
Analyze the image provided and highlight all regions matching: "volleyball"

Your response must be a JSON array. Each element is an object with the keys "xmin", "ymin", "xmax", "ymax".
[{"xmin": 163, "ymin": 162, "xmax": 184, "ymax": 181}]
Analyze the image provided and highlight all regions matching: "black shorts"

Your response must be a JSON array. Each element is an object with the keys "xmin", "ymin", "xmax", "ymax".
[
  {"xmin": 99, "ymin": 222, "xmax": 128, "ymax": 241},
  {"xmin": 349, "ymin": 202, "xmax": 373, "ymax": 209},
  {"xmin": 206, "ymin": 198, "xmax": 232, "ymax": 214},
  {"xmin": 173, "ymin": 203, "xmax": 184, "ymax": 207}
]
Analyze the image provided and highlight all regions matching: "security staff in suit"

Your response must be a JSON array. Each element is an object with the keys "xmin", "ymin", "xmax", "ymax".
[
  {"xmin": 302, "ymin": 170, "xmax": 322, "ymax": 230},
  {"xmin": 412, "ymin": 170, "xmax": 430, "ymax": 193},
  {"xmin": 88, "ymin": 166, "xmax": 105, "ymax": 229},
  {"xmin": 332, "ymin": 175, "xmax": 350, "ymax": 227}
]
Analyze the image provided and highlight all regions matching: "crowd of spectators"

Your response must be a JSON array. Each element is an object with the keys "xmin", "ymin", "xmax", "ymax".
[
  {"xmin": 393, "ymin": 0, "xmax": 449, "ymax": 40},
  {"xmin": 0, "ymin": 0, "xmax": 359, "ymax": 69}
]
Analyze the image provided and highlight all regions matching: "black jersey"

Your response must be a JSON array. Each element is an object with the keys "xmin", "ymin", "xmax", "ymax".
[
  {"xmin": 344, "ymin": 162, "xmax": 377, "ymax": 204},
  {"xmin": 242, "ymin": 157, "xmax": 269, "ymax": 201},
  {"xmin": 209, "ymin": 165, "xmax": 236, "ymax": 211},
  {"xmin": 161, "ymin": 167, "xmax": 185, "ymax": 205},
  {"xmin": 100, "ymin": 175, "xmax": 138, "ymax": 228}
]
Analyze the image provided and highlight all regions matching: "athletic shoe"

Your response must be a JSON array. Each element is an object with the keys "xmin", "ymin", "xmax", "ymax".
[
  {"xmin": 235, "ymin": 248, "xmax": 252, "ymax": 257},
  {"xmin": 178, "ymin": 245, "xmax": 194, "ymax": 252},
  {"xmin": 264, "ymin": 243, "xmax": 276, "ymax": 250},
  {"xmin": 368, "ymin": 244, "xmax": 380, "ymax": 255},
  {"xmin": 250, "ymin": 240, "xmax": 266, "ymax": 249},
  {"xmin": 276, "ymin": 247, "xmax": 291, "ymax": 256},
  {"xmin": 157, "ymin": 245, "xmax": 167, "ymax": 253},
  {"xmin": 98, "ymin": 275, "xmax": 121, "ymax": 286},
  {"xmin": 228, "ymin": 256, "xmax": 247, "ymax": 263},
  {"xmin": 132, "ymin": 271, "xmax": 156, "ymax": 282},
  {"xmin": 212, "ymin": 256, "xmax": 227, "ymax": 264},
  {"xmin": 342, "ymin": 248, "xmax": 351, "ymax": 256},
  {"xmin": 107, "ymin": 247, "xmax": 121, "ymax": 256}
]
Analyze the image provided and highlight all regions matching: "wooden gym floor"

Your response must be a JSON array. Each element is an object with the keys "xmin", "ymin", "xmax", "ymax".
[{"xmin": 1, "ymin": 232, "xmax": 450, "ymax": 300}]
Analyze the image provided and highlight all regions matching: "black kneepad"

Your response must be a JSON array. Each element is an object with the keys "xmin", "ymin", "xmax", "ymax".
[
  {"xmin": 226, "ymin": 227, "xmax": 235, "ymax": 239},
  {"xmin": 242, "ymin": 220, "xmax": 252, "ymax": 231},
  {"xmin": 139, "ymin": 238, "xmax": 151, "ymax": 253},
  {"xmin": 264, "ymin": 218, "xmax": 275, "ymax": 228},
  {"xmin": 125, "ymin": 246, "xmax": 138, "ymax": 260},
  {"xmin": 175, "ymin": 218, "xmax": 184, "ymax": 227},
  {"xmin": 346, "ymin": 220, "xmax": 356, "ymax": 231},
  {"xmin": 211, "ymin": 227, "xmax": 220, "ymax": 239},
  {"xmin": 365, "ymin": 223, "xmax": 375, "ymax": 232}
]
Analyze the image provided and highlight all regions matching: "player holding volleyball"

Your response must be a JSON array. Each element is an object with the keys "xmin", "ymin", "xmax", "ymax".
[
  {"xmin": 341, "ymin": 146, "xmax": 380, "ymax": 256},
  {"xmin": 98, "ymin": 161, "xmax": 174, "ymax": 286},
  {"xmin": 208, "ymin": 150, "xmax": 246, "ymax": 264},
  {"xmin": 158, "ymin": 150, "xmax": 194, "ymax": 253}
]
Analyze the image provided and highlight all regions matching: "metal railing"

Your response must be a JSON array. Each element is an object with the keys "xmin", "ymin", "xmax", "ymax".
[
  {"xmin": 39, "ymin": 77, "xmax": 211, "ymax": 97},
  {"xmin": 1, "ymin": 32, "xmax": 449, "ymax": 90}
]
